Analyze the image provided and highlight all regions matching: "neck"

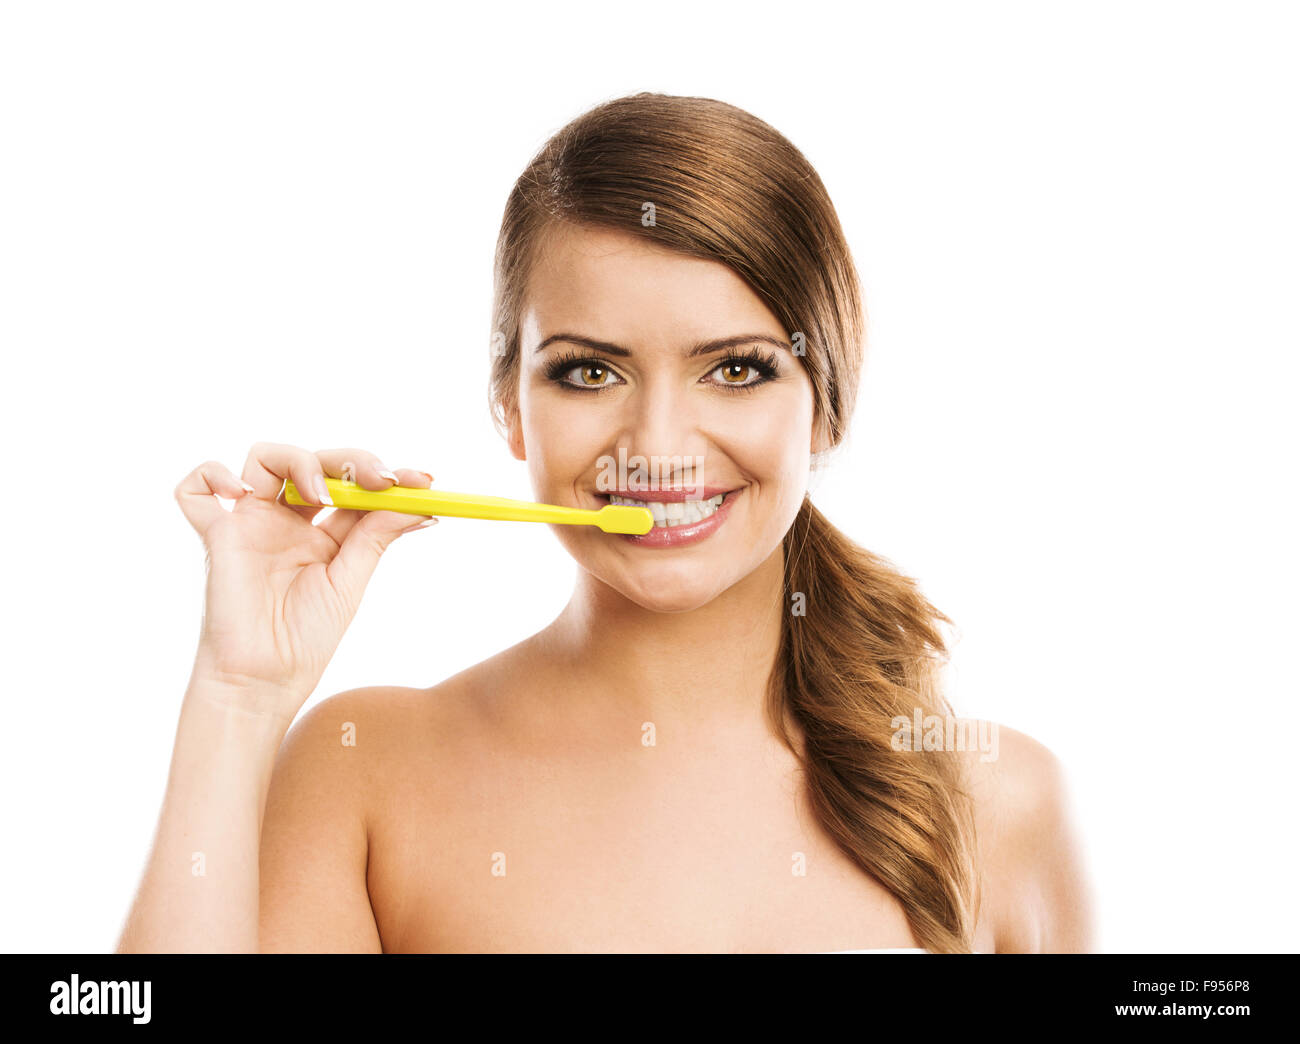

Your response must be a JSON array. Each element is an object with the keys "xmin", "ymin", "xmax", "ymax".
[{"xmin": 539, "ymin": 544, "xmax": 789, "ymax": 731}]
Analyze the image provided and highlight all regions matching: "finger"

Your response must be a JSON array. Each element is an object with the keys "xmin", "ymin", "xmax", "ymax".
[
  {"xmin": 175, "ymin": 460, "xmax": 256, "ymax": 538},
  {"xmin": 325, "ymin": 506, "xmax": 436, "ymax": 610},
  {"xmin": 298, "ymin": 449, "xmax": 405, "ymax": 528},
  {"xmin": 313, "ymin": 449, "xmax": 404, "ymax": 492},
  {"xmin": 317, "ymin": 465, "xmax": 435, "ymax": 546},
  {"xmin": 241, "ymin": 441, "xmax": 332, "ymax": 522}
]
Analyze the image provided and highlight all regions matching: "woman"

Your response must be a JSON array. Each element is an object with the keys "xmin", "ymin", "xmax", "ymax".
[{"xmin": 118, "ymin": 92, "xmax": 1093, "ymax": 954}]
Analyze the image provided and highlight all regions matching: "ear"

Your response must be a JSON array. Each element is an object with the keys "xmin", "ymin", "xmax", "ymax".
[{"xmin": 505, "ymin": 401, "xmax": 526, "ymax": 461}]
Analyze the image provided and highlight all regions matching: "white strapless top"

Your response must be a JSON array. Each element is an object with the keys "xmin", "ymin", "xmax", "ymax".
[
  {"xmin": 823, "ymin": 947, "xmax": 985, "ymax": 954},
  {"xmin": 823, "ymin": 947, "xmax": 929, "ymax": 953}
]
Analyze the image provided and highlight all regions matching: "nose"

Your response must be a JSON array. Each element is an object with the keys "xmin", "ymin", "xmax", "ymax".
[{"xmin": 615, "ymin": 374, "xmax": 710, "ymax": 486}]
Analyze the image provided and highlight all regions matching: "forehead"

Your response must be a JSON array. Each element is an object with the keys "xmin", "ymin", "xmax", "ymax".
[{"xmin": 521, "ymin": 222, "xmax": 784, "ymax": 347}]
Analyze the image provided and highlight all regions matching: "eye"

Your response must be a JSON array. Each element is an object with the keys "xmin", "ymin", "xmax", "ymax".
[
  {"xmin": 565, "ymin": 362, "xmax": 617, "ymax": 388},
  {"xmin": 715, "ymin": 361, "xmax": 761, "ymax": 386},
  {"xmin": 705, "ymin": 350, "xmax": 780, "ymax": 392},
  {"xmin": 543, "ymin": 350, "xmax": 625, "ymax": 392}
]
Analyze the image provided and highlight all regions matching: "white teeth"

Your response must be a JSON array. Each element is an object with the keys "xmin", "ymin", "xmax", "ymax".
[{"xmin": 608, "ymin": 492, "xmax": 728, "ymax": 528}]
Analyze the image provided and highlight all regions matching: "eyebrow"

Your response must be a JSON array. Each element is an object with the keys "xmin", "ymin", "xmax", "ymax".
[{"xmin": 532, "ymin": 332, "xmax": 791, "ymax": 358}]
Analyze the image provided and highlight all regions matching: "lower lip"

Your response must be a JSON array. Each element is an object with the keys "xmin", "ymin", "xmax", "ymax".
[{"xmin": 613, "ymin": 490, "xmax": 741, "ymax": 548}]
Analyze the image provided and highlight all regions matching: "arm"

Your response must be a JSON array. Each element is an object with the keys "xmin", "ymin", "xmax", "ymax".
[
  {"xmin": 258, "ymin": 689, "xmax": 384, "ymax": 952},
  {"xmin": 117, "ymin": 447, "xmax": 434, "ymax": 953},
  {"xmin": 115, "ymin": 678, "xmax": 292, "ymax": 953}
]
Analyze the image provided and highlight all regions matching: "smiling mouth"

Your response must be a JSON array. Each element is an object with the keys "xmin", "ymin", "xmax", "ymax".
[{"xmin": 596, "ymin": 488, "xmax": 738, "ymax": 529}]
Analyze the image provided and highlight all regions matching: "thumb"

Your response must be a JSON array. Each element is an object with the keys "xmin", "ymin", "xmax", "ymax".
[{"xmin": 326, "ymin": 510, "xmax": 437, "ymax": 606}]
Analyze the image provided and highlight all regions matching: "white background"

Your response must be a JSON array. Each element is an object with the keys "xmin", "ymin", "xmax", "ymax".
[{"xmin": 2, "ymin": 0, "xmax": 1295, "ymax": 953}]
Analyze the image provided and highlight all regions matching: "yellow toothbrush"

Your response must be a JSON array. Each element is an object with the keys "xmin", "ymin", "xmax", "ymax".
[{"xmin": 283, "ymin": 477, "xmax": 654, "ymax": 535}]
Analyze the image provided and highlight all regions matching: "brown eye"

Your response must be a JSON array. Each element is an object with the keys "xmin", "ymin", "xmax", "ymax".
[
  {"xmin": 547, "ymin": 355, "xmax": 624, "ymax": 391},
  {"xmin": 706, "ymin": 351, "xmax": 778, "ymax": 391},
  {"xmin": 713, "ymin": 360, "xmax": 760, "ymax": 387}
]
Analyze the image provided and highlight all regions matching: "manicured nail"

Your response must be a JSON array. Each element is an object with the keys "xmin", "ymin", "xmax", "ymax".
[
  {"xmin": 378, "ymin": 468, "xmax": 399, "ymax": 484},
  {"xmin": 239, "ymin": 480, "xmax": 255, "ymax": 494},
  {"xmin": 313, "ymin": 475, "xmax": 333, "ymax": 505},
  {"xmin": 418, "ymin": 471, "xmax": 434, "ymax": 484},
  {"xmin": 408, "ymin": 517, "xmax": 439, "ymax": 530}
]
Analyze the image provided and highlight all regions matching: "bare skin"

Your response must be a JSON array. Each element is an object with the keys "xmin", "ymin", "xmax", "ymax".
[
  {"xmin": 260, "ymin": 662, "xmax": 1092, "ymax": 953},
  {"xmin": 121, "ymin": 222, "xmax": 1094, "ymax": 954}
]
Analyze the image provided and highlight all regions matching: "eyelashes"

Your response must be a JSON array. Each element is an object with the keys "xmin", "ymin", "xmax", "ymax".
[{"xmin": 543, "ymin": 348, "xmax": 782, "ymax": 395}]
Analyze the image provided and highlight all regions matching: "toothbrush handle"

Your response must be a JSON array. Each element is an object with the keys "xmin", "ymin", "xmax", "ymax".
[{"xmin": 283, "ymin": 477, "xmax": 652, "ymax": 533}]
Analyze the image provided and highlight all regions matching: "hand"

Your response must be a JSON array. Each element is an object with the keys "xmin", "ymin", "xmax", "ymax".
[{"xmin": 174, "ymin": 442, "xmax": 437, "ymax": 722}]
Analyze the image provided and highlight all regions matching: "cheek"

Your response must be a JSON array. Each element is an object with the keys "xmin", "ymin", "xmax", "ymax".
[
  {"xmin": 520, "ymin": 388, "xmax": 610, "ymax": 493},
  {"xmin": 726, "ymin": 395, "xmax": 815, "ymax": 485}
]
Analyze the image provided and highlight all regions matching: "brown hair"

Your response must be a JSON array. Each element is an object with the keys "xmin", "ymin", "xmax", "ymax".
[{"xmin": 488, "ymin": 92, "xmax": 980, "ymax": 952}]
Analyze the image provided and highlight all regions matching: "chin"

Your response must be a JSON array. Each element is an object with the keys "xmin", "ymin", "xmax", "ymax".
[{"xmin": 597, "ymin": 557, "xmax": 734, "ymax": 614}]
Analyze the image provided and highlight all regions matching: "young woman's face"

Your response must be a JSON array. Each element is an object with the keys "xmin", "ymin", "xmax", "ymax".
[{"xmin": 510, "ymin": 222, "xmax": 823, "ymax": 612}]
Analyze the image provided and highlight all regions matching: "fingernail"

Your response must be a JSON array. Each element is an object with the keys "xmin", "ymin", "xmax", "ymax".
[
  {"xmin": 239, "ymin": 480, "xmax": 255, "ymax": 494},
  {"xmin": 408, "ymin": 517, "xmax": 439, "ymax": 530},
  {"xmin": 378, "ymin": 469, "xmax": 399, "ymax": 484},
  {"xmin": 418, "ymin": 471, "xmax": 434, "ymax": 484},
  {"xmin": 313, "ymin": 475, "xmax": 333, "ymax": 505}
]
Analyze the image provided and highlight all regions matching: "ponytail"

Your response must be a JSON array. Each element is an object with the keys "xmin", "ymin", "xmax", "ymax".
[{"xmin": 766, "ymin": 497, "xmax": 981, "ymax": 953}]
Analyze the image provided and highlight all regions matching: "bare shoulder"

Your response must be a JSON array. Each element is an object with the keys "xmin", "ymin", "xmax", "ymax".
[
  {"xmin": 284, "ymin": 683, "xmax": 443, "ymax": 758},
  {"xmin": 288, "ymin": 638, "xmax": 541, "ymax": 785},
  {"xmin": 260, "ymin": 636, "xmax": 547, "ymax": 953},
  {"xmin": 960, "ymin": 722, "xmax": 1095, "ymax": 954},
  {"xmin": 962, "ymin": 723, "xmax": 1063, "ymax": 833},
  {"xmin": 259, "ymin": 685, "xmax": 427, "ymax": 952},
  {"xmin": 266, "ymin": 682, "xmax": 453, "ymax": 818},
  {"xmin": 271, "ymin": 670, "xmax": 491, "ymax": 794},
  {"xmin": 259, "ymin": 673, "xmax": 494, "ymax": 952},
  {"xmin": 279, "ymin": 669, "xmax": 493, "ymax": 789},
  {"xmin": 284, "ymin": 632, "xmax": 541, "ymax": 775}
]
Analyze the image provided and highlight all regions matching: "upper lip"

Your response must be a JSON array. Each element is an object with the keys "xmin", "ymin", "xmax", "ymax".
[{"xmin": 597, "ymin": 485, "xmax": 738, "ymax": 503}]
